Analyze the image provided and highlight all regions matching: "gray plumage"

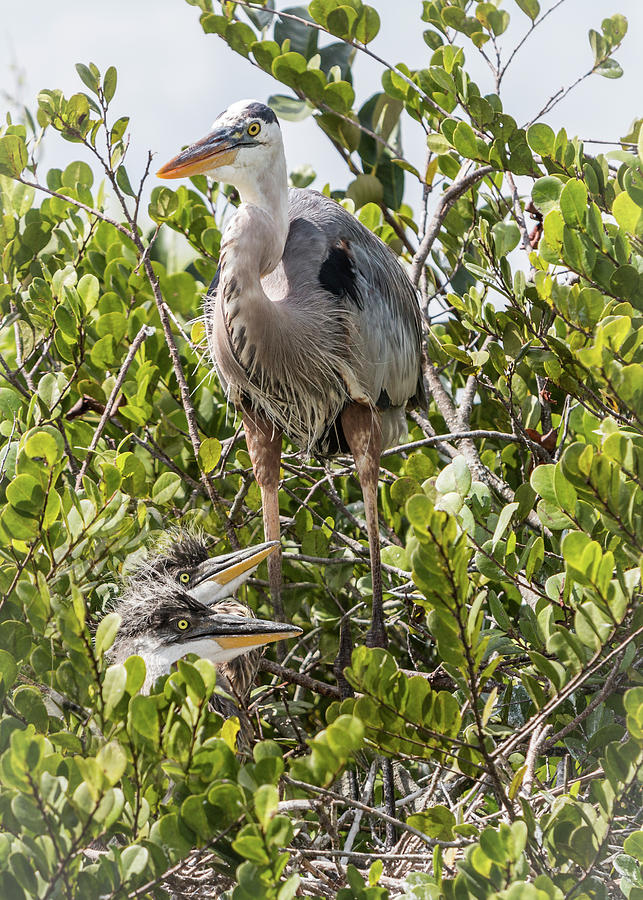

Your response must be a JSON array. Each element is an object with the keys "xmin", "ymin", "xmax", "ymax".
[
  {"xmin": 208, "ymin": 187, "xmax": 425, "ymax": 454},
  {"xmin": 157, "ymin": 98, "xmax": 426, "ymax": 649}
]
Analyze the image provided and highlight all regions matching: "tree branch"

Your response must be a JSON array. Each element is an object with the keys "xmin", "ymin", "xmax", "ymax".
[{"xmin": 74, "ymin": 324, "xmax": 153, "ymax": 490}]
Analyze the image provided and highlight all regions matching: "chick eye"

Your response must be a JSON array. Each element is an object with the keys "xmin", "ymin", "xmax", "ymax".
[
  {"xmin": 179, "ymin": 572, "xmax": 190, "ymax": 584},
  {"xmin": 247, "ymin": 121, "xmax": 261, "ymax": 137},
  {"xmin": 177, "ymin": 619, "xmax": 190, "ymax": 631}
]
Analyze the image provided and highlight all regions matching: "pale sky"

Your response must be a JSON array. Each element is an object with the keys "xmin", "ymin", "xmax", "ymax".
[{"xmin": 3, "ymin": 0, "xmax": 641, "ymax": 219}]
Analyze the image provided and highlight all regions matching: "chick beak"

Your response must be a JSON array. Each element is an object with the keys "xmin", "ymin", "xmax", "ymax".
[
  {"xmin": 212, "ymin": 616, "xmax": 303, "ymax": 651},
  {"xmin": 187, "ymin": 542, "xmax": 280, "ymax": 605}
]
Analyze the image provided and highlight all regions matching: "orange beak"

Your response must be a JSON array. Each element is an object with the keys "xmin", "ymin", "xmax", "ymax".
[{"xmin": 157, "ymin": 125, "xmax": 241, "ymax": 179}]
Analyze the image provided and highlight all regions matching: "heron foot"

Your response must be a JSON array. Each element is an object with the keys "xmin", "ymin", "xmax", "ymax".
[
  {"xmin": 333, "ymin": 620, "xmax": 354, "ymax": 700},
  {"xmin": 365, "ymin": 615, "xmax": 388, "ymax": 650},
  {"xmin": 381, "ymin": 758, "xmax": 397, "ymax": 848}
]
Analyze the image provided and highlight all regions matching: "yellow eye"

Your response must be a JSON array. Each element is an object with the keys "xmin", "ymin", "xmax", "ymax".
[
  {"xmin": 247, "ymin": 121, "xmax": 261, "ymax": 137},
  {"xmin": 177, "ymin": 619, "xmax": 190, "ymax": 631},
  {"xmin": 179, "ymin": 572, "xmax": 190, "ymax": 584}
]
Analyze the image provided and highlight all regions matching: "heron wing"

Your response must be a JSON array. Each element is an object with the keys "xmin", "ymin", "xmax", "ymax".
[{"xmin": 262, "ymin": 188, "xmax": 425, "ymax": 414}]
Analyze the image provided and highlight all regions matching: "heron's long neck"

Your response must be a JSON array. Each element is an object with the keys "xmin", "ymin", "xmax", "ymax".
[{"xmin": 218, "ymin": 156, "xmax": 289, "ymax": 349}]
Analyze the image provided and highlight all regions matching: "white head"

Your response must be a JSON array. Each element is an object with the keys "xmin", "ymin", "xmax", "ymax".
[{"xmin": 157, "ymin": 99, "xmax": 287, "ymax": 209}]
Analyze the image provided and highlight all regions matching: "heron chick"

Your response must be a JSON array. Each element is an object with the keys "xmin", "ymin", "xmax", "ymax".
[{"xmin": 110, "ymin": 534, "xmax": 302, "ymax": 703}]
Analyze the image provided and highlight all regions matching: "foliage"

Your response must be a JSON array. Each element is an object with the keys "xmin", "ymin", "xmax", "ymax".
[{"xmin": 0, "ymin": 0, "xmax": 642, "ymax": 897}]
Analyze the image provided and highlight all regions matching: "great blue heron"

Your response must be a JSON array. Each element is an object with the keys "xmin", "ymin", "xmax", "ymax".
[
  {"xmin": 157, "ymin": 99, "xmax": 426, "ymax": 651},
  {"xmin": 110, "ymin": 534, "xmax": 302, "ymax": 717}
]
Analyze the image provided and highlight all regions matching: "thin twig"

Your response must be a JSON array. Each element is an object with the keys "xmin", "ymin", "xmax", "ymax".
[
  {"xmin": 498, "ymin": 0, "xmax": 569, "ymax": 86},
  {"xmin": 74, "ymin": 325, "xmax": 153, "ymax": 490},
  {"xmin": 341, "ymin": 760, "xmax": 378, "ymax": 865},
  {"xmin": 258, "ymin": 658, "xmax": 340, "ymax": 699},
  {"xmin": 410, "ymin": 166, "xmax": 494, "ymax": 287},
  {"xmin": 283, "ymin": 776, "xmax": 470, "ymax": 849},
  {"xmin": 541, "ymin": 651, "xmax": 626, "ymax": 751}
]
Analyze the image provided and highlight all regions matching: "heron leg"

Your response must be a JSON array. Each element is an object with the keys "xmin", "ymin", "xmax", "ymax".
[
  {"xmin": 333, "ymin": 620, "xmax": 359, "ymax": 800},
  {"xmin": 333, "ymin": 618, "xmax": 354, "ymax": 700},
  {"xmin": 340, "ymin": 403, "xmax": 386, "ymax": 649},
  {"xmin": 242, "ymin": 410, "xmax": 284, "ymax": 621}
]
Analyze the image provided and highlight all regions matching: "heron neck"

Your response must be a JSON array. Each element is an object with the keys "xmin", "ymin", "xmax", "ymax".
[
  {"xmin": 225, "ymin": 146, "xmax": 289, "ymax": 277},
  {"xmin": 216, "ymin": 154, "xmax": 290, "ymax": 372}
]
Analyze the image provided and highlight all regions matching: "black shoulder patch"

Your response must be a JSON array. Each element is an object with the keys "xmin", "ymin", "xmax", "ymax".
[
  {"xmin": 208, "ymin": 266, "xmax": 221, "ymax": 296},
  {"xmin": 319, "ymin": 239, "xmax": 362, "ymax": 309}
]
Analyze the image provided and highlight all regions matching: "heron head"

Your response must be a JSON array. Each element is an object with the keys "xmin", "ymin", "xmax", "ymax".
[
  {"xmin": 110, "ymin": 534, "xmax": 297, "ymax": 689},
  {"xmin": 142, "ymin": 531, "xmax": 281, "ymax": 605},
  {"xmin": 112, "ymin": 583, "xmax": 300, "ymax": 672},
  {"xmin": 157, "ymin": 99, "xmax": 283, "ymax": 191}
]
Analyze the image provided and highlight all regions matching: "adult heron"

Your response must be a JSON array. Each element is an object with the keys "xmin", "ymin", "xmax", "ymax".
[
  {"xmin": 110, "ymin": 534, "xmax": 302, "ymax": 714},
  {"xmin": 157, "ymin": 100, "xmax": 426, "ymax": 650}
]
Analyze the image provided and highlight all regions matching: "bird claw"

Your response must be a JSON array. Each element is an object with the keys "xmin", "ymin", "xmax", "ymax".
[
  {"xmin": 333, "ymin": 620, "xmax": 354, "ymax": 700},
  {"xmin": 365, "ymin": 621, "xmax": 388, "ymax": 651}
]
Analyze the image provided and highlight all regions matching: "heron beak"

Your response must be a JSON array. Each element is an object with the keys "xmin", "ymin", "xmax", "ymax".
[
  {"xmin": 157, "ymin": 126, "xmax": 241, "ymax": 179},
  {"xmin": 193, "ymin": 614, "xmax": 302, "ymax": 649},
  {"xmin": 187, "ymin": 542, "xmax": 280, "ymax": 604},
  {"xmin": 215, "ymin": 620, "xmax": 303, "ymax": 650}
]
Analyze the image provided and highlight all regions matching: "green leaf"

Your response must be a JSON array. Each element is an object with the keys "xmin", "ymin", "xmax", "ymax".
[
  {"xmin": 408, "ymin": 805, "xmax": 455, "ymax": 840},
  {"xmin": 527, "ymin": 122, "xmax": 554, "ymax": 156},
  {"xmin": 115, "ymin": 165, "xmax": 135, "ymax": 197},
  {"xmin": 103, "ymin": 66, "xmax": 117, "ymax": 103},
  {"xmin": 624, "ymin": 830, "xmax": 643, "ymax": 863},
  {"xmin": 272, "ymin": 51, "xmax": 308, "ymax": 89},
  {"xmin": 0, "ymin": 135, "xmax": 28, "ymax": 177},
  {"xmin": 151, "ymin": 472, "xmax": 181, "ymax": 505},
  {"xmin": 426, "ymin": 133, "xmax": 452, "ymax": 154},
  {"xmin": 492, "ymin": 502, "xmax": 519, "ymax": 548},
  {"xmin": 515, "ymin": 0, "xmax": 540, "ymax": 21},
  {"xmin": 121, "ymin": 845, "xmax": 148, "ymax": 880},
  {"xmin": 613, "ymin": 191, "xmax": 642, "ymax": 233},
  {"xmin": 198, "ymin": 438, "xmax": 222, "ymax": 473},
  {"xmin": 487, "ymin": 9, "xmax": 510, "ymax": 35},
  {"xmin": 24, "ymin": 429, "xmax": 64, "ymax": 465},
  {"xmin": 103, "ymin": 664, "xmax": 127, "ymax": 712},
  {"xmin": 6, "ymin": 474, "xmax": 45, "ymax": 512},
  {"xmin": 560, "ymin": 179, "xmax": 588, "ymax": 226},
  {"xmin": 452, "ymin": 122, "xmax": 478, "ymax": 159},
  {"xmin": 532, "ymin": 176, "xmax": 563, "ymax": 215},
  {"xmin": 266, "ymin": 94, "xmax": 312, "ymax": 121},
  {"xmin": 492, "ymin": 221, "xmax": 520, "ymax": 257},
  {"xmin": 596, "ymin": 58, "xmax": 623, "ymax": 79},
  {"xmin": 77, "ymin": 273, "xmax": 99, "ymax": 312},
  {"xmin": 95, "ymin": 612, "xmax": 121, "ymax": 657},
  {"xmin": 326, "ymin": 6, "xmax": 358, "ymax": 40},
  {"xmin": 355, "ymin": 7, "xmax": 380, "ymax": 43},
  {"xmin": 346, "ymin": 174, "xmax": 383, "ymax": 209},
  {"xmin": 323, "ymin": 80, "xmax": 355, "ymax": 114},
  {"xmin": 37, "ymin": 372, "xmax": 66, "ymax": 409},
  {"xmin": 97, "ymin": 741, "xmax": 127, "ymax": 785},
  {"xmin": 75, "ymin": 63, "xmax": 100, "ymax": 94},
  {"xmin": 435, "ymin": 456, "xmax": 471, "ymax": 497},
  {"xmin": 254, "ymin": 784, "xmax": 279, "ymax": 829}
]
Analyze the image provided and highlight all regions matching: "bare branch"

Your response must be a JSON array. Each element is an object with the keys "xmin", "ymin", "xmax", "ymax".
[
  {"xmin": 410, "ymin": 166, "xmax": 494, "ymax": 287},
  {"xmin": 74, "ymin": 325, "xmax": 153, "ymax": 490},
  {"xmin": 258, "ymin": 658, "xmax": 340, "ymax": 699},
  {"xmin": 499, "ymin": 0, "xmax": 569, "ymax": 87}
]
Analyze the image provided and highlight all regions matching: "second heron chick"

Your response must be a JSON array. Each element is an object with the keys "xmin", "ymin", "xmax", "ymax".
[{"xmin": 110, "ymin": 534, "xmax": 301, "ymax": 708}]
